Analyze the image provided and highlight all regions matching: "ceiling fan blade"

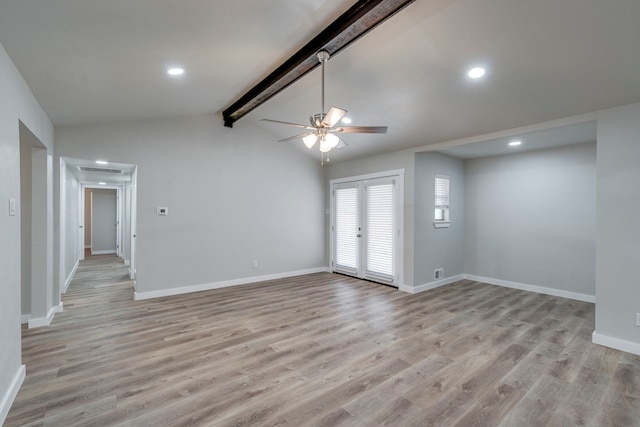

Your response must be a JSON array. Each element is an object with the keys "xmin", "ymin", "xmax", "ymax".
[
  {"xmin": 321, "ymin": 107, "xmax": 347, "ymax": 128},
  {"xmin": 278, "ymin": 132, "xmax": 314, "ymax": 143},
  {"xmin": 336, "ymin": 137, "xmax": 348, "ymax": 149},
  {"xmin": 261, "ymin": 118, "xmax": 315, "ymax": 130},
  {"xmin": 335, "ymin": 126, "xmax": 388, "ymax": 134}
]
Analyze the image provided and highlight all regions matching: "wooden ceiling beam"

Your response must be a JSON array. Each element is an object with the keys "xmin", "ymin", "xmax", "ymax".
[{"xmin": 222, "ymin": 0, "xmax": 415, "ymax": 128}]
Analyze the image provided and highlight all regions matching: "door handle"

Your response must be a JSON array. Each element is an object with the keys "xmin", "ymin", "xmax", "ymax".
[{"xmin": 357, "ymin": 234, "xmax": 361, "ymax": 237}]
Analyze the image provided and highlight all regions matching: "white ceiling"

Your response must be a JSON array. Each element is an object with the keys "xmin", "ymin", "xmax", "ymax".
[{"xmin": 1, "ymin": 0, "xmax": 639, "ymax": 162}]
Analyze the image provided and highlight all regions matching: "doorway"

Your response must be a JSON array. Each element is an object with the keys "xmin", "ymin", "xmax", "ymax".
[
  {"xmin": 85, "ymin": 188, "xmax": 118, "ymax": 256},
  {"xmin": 330, "ymin": 170, "xmax": 404, "ymax": 287}
]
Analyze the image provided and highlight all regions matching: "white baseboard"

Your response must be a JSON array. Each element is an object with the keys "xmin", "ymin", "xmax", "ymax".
[
  {"xmin": 20, "ymin": 314, "xmax": 31, "ymax": 324},
  {"xmin": 463, "ymin": 274, "xmax": 595, "ymax": 303},
  {"xmin": 400, "ymin": 274, "xmax": 465, "ymax": 294},
  {"xmin": 0, "ymin": 364, "xmax": 25, "ymax": 426},
  {"xmin": 91, "ymin": 250, "xmax": 116, "ymax": 255},
  {"xmin": 592, "ymin": 331, "xmax": 640, "ymax": 356},
  {"xmin": 63, "ymin": 259, "xmax": 79, "ymax": 293},
  {"xmin": 28, "ymin": 302, "xmax": 63, "ymax": 328},
  {"xmin": 134, "ymin": 267, "xmax": 329, "ymax": 301}
]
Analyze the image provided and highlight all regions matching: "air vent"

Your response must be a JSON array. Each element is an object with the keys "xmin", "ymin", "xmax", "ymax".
[{"xmin": 78, "ymin": 166, "xmax": 123, "ymax": 174}]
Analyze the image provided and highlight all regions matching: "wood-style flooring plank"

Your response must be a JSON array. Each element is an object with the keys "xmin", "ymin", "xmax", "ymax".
[{"xmin": 6, "ymin": 255, "xmax": 640, "ymax": 426}]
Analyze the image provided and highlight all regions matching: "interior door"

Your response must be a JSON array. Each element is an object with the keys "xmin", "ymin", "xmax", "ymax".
[
  {"xmin": 332, "ymin": 176, "xmax": 398, "ymax": 286},
  {"xmin": 91, "ymin": 189, "xmax": 117, "ymax": 255}
]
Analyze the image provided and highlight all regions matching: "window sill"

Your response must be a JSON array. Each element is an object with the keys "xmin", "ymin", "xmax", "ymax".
[{"xmin": 433, "ymin": 221, "xmax": 451, "ymax": 229}]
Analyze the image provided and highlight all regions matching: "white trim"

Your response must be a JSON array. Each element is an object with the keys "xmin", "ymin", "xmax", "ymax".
[
  {"xmin": 0, "ymin": 365, "xmax": 25, "ymax": 426},
  {"xmin": 28, "ymin": 302, "xmax": 63, "ymax": 328},
  {"xmin": 401, "ymin": 274, "xmax": 465, "ymax": 294},
  {"xmin": 329, "ymin": 168, "xmax": 405, "ymax": 186},
  {"xmin": 414, "ymin": 111, "xmax": 598, "ymax": 153},
  {"xmin": 63, "ymin": 259, "xmax": 79, "ymax": 293},
  {"xmin": 91, "ymin": 250, "xmax": 116, "ymax": 255},
  {"xmin": 21, "ymin": 314, "xmax": 31, "ymax": 324},
  {"xmin": 134, "ymin": 267, "xmax": 329, "ymax": 301},
  {"xmin": 463, "ymin": 274, "xmax": 595, "ymax": 303},
  {"xmin": 592, "ymin": 332, "xmax": 640, "ymax": 356}
]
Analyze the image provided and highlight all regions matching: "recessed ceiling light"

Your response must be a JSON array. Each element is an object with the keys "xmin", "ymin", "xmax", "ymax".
[
  {"xmin": 98, "ymin": 182, "xmax": 106, "ymax": 185},
  {"xmin": 509, "ymin": 140, "xmax": 522, "ymax": 146},
  {"xmin": 468, "ymin": 67, "xmax": 486, "ymax": 79},
  {"xmin": 167, "ymin": 67, "xmax": 185, "ymax": 76},
  {"xmin": 95, "ymin": 160, "xmax": 108, "ymax": 165},
  {"xmin": 342, "ymin": 117, "xmax": 352, "ymax": 124}
]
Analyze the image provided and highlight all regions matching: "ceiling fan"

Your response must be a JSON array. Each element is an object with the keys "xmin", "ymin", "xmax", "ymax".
[{"xmin": 261, "ymin": 50, "xmax": 387, "ymax": 159}]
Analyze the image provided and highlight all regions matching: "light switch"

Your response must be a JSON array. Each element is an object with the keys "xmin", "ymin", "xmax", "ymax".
[{"xmin": 9, "ymin": 198, "xmax": 16, "ymax": 216}]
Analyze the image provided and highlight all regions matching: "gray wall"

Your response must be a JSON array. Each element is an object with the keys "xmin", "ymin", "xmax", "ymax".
[
  {"xmin": 20, "ymin": 132, "xmax": 32, "ymax": 319},
  {"xmin": 63, "ymin": 168, "xmax": 79, "ymax": 284},
  {"xmin": 326, "ymin": 149, "xmax": 415, "ymax": 287},
  {"xmin": 464, "ymin": 142, "xmax": 597, "ymax": 297},
  {"xmin": 595, "ymin": 103, "xmax": 640, "ymax": 348},
  {"xmin": 0, "ymin": 40, "xmax": 54, "ymax": 423},
  {"xmin": 84, "ymin": 188, "xmax": 92, "ymax": 247},
  {"xmin": 55, "ymin": 115, "xmax": 325, "ymax": 294},
  {"xmin": 414, "ymin": 152, "xmax": 465, "ymax": 286}
]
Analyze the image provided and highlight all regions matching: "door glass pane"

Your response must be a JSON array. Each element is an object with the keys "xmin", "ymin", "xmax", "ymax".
[
  {"xmin": 366, "ymin": 183, "xmax": 394, "ymax": 277},
  {"xmin": 335, "ymin": 187, "xmax": 358, "ymax": 269}
]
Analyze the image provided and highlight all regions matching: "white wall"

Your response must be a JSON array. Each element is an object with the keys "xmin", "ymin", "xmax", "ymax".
[
  {"xmin": 0, "ymin": 41, "xmax": 54, "ymax": 424},
  {"xmin": 55, "ymin": 115, "xmax": 325, "ymax": 296},
  {"xmin": 326, "ymin": 149, "xmax": 415, "ymax": 287},
  {"xmin": 414, "ymin": 152, "xmax": 465, "ymax": 287},
  {"xmin": 62, "ymin": 167, "xmax": 79, "ymax": 289},
  {"xmin": 464, "ymin": 142, "xmax": 597, "ymax": 298},
  {"xmin": 594, "ymin": 103, "xmax": 640, "ymax": 353}
]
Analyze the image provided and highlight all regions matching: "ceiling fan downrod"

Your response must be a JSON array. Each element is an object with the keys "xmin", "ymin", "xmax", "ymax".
[{"xmin": 317, "ymin": 50, "xmax": 330, "ymax": 120}]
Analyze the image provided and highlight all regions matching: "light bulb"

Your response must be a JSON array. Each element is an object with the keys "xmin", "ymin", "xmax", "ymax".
[
  {"xmin": 303, "ymin": 134, "xmax": 318, "ymax": 148},
  {"xmin": 319, "ymin": 137, "xmax": 331, "ymax": 152},
  {"xmin": 325, "ymin": 133, "xmax": 339, "ymax": 149}
]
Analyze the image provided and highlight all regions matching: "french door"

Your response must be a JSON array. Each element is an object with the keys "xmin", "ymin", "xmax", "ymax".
[{"xmin": 331, "ymin": 172, "xmax": 402, "ymax": 286}]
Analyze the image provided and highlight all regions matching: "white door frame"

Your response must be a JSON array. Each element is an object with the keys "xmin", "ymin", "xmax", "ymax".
[{"xmin": 329, "ymin": 169, "xmax": 404, "ymax": 287}]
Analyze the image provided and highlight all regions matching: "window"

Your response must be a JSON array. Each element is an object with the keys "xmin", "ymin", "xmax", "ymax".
[{"xmin": 434, "ymin": 174, "xmax": 450, "ymax": 228}]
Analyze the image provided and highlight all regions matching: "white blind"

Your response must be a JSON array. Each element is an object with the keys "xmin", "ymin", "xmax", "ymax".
[
  {"xmin": 366, "ymin": 183, "xmax": 394, "ymax": 277},
  {"xmin": 335, "ymin": 187, "xmax": 358, "ymax": 269},
  {"xmin": 435, "ymin": 174, "xmax": 450, "ymax": 208}
]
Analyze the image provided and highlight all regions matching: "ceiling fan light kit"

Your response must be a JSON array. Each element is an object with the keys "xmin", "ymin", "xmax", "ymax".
[{"xmin": 261, "ymin": 49, "xmax": 387, "ymax": 162}]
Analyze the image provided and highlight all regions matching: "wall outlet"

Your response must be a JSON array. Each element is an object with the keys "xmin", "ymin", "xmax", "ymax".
[
  {"xmin": 636, "ymin": 313, "xmax": 640, "ymax": 327},
  {"xmin": 252, "ymin": 260, "xmax": 258, "ymax": 268},
  {"xmin": 434, "ymin": 268, "xmax": 444, "ymax": 280}
]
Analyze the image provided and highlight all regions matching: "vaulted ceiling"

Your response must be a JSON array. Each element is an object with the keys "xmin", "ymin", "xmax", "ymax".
[{"xmin": 1, "ymin": 0, "xmax": 639, "ymax": 162}]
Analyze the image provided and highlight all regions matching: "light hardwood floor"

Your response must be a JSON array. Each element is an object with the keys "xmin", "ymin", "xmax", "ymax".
[{"xmin": 6, "ymin": 256, "xmax": 640, "ymax": 426}]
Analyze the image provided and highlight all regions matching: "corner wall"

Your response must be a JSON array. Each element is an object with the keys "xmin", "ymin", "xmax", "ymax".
[
  {"xmin": 414, "ymin": 152, "xmax": 465, "ymax": 289},
  {"xmin": 594, "ymin": 103, "xmax": 640, "ymax": 354},
  {"xmin": 0, "ymin": 41, "xmax": 54, "ymax": 424},
  {"xmin": 464, "ymin": 142, "xmax": 597, "ymax": 300},
  {"xmin": 55, "ymin": 115, "xmax": 325, "ymax": 297}
]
